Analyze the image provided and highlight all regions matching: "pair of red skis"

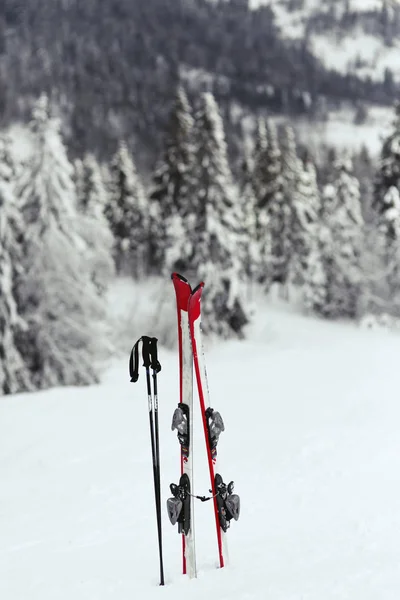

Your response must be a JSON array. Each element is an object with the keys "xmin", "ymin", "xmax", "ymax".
[{"xmin": 167, "ymin": 273, "xmax": 240, "ymax": 578}]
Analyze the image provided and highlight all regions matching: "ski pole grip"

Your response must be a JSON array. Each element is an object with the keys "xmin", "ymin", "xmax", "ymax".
[
  {"xmin": 141, "ymin": 336, "xmax": 152, "ymax": 368},
  {"xmin": 129, "ymin": 336, "xmax": 161, "ymax": 381},
  {"xmin": 150, "ymin": 337, "xmax": 162, "ymax": 373}
]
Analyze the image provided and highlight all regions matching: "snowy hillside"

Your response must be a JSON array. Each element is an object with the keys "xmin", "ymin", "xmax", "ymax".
[
  {"xmin": 2, "ymin": 292, "xmax": 400, "ymax": 599},
  {"xmin": 251, "ymin": 0, "xmax": 400, "ymax": 82}
]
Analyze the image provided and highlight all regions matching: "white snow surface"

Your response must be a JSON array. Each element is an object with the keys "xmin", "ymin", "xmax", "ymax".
[
  {"xmin": 311, "ymin": 32, "xmax": 400, "ymax": 82},
  {"xmin": 250, "ymin": 0, "xmax": 400, "ymax": 82},
  {"xmin": 2, "ymin": 288, "xmax": 400, "ymax": 599},
  {"xmin": 296, "ymin": 105, "xmax": 394, "ymax": 156}
]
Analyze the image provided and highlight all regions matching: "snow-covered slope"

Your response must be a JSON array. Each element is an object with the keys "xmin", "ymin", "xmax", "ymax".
[
  {"xmin": 251, "ymin": 0, "xmax": 400, "ymax": 82},
  {"xmin": 2, "ymin": 295, "xmax": 400, "ymax": 599}
]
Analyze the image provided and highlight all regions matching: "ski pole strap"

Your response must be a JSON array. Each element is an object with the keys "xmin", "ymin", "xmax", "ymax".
[
  {"xmin": 129, "ymin": 338, "xmax": 141, "ymax": 382},
  {"xmin": 129, "ymin": 336, "xmax": 162, "ymax": 382}
]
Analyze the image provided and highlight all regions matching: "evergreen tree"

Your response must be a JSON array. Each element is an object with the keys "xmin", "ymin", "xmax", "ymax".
[
  {"xmin": 281, "ymin": 124, "xmax": 299, "ymax": 199},
  {"xmin": 14, "ymin": 94, "xmax": 105, "ymax": 391},
  {"xmin": 80, "ymin": 152, "xmax": 107, "ymax": 217},
  {"xmin": 376, "ymin": 186, "xmax": 400, "ymax": 306},
  {"xmin": 0, "ymin": 132, "xmax": 15, "ymax": 184},
  {"xmin": 374, "ymin": 101, "xmax": 400, "ymax": 216},
  {"xmin": 0, "ymin": 183, "xmax": 33, "ymax": 394},
  {"xmin": 353, "ymin": 145, "xmax": 374, "ymax": 222},
  {"xmin": 311, "ymin": 159, "xmax": 364, "ymax": 318},
  {"xmin": 254, "ymin": 119, "xmax": 288, "ymax": 285},
  {"xmin": 251, "ymin": 118, "xmax": 271, "ymax": 284},
  {"xmin": 77, "ymin": 152, "xmax": 114, "ymax": 292},
  {"xmin": 106, "ymin": 141, "xmax": 149, "ymax": 277},
  {"xmin": 252, "ymin": 117, "xmax": 268, "ymax": 205},
  {"xmin": 188, "ymin": 92, "xmax": 249, "ymax": 338},
  {"xmin": 150, "ymin": 86, "xmax": 195, "ymax": 274},
  {"xmin": 289, "ymin": 158, "xmax": 321, "ymax": 287},
  {"xmin": 73, "ymin": 158, "xmax": 85, "ymax": 212},
  {"xmin": 303, "ymin": 237, "xmax": 328, "ymax": 316},
  {"xmin": 239, "ymin": 155, "xmax": 260, "ymax": 280}
]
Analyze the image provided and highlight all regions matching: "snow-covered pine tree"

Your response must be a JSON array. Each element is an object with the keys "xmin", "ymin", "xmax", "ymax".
[
  {"xmin": 252, "ymin": 118, "xmax": 271, "ymax": 284},
  {"xmin": 302, "ymin": 235, "xmax": 328, "ymax": 316},
  {"xmin": 188, "ymin": 91, "xmax": 249, "ymax": 338},
  {"xmin": 252, "ymin": 117, "xmax": 268, "ymax": 206},
  {"xmin": 77, "ymin": 152, "xmax": 114, "ymax": 292},
  {"xmin": 311, "ymin": 158, "xmax": 364, "ymax": 319},
  {"xmin": 80, "ymin": 152, "xmax": 107, "ymax": 216},
  {"xmin": 0, "ymin": 132, "xmax": 16, "ymax": 184},
  {"xmin": 281, "ymin": 124, "xmax": 301, "ymax": 294},
  {"xmin": 73, "ymin": 158, "xmax": 85, "ymax": 211},
  {"xmin": 105, "ymin": 141, "xmax": 149, "ymax": 277},
  {"xmin": 289, "ymin": 158, "xmax": 321, "ymax": 289},
  {"xmin": 14, "ymin": 94, "xmax": 105, "ymax": 390},
  {"xmin": 281, "ymin": 124, "xmax": 299, "ymax": 200},
  {"xmin": 149, "ymin": 85, "xmax": 195, "ymax": 274},
  {"xmin": 0, "ymin": 182, "xmax": 33, "ymax": 395},
  {"xmin": 376, "ymin": 186, "xmax": 400, "ymax": 309},
  {"xmin": 239, "ymin": 155, "xmax": 260, "ymax": 281},
  {"xmin": 373, "ymin": 101, "xmax": 400, "ymax": 216},
  {"xmin": 253, "ymin": 119, "xmax": 288, "ymax": 286}
]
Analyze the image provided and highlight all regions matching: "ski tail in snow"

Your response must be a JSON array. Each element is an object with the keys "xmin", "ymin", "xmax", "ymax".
[{"xmin": 169, "ymin": 273, "xmax": 196, "ymax": 578}]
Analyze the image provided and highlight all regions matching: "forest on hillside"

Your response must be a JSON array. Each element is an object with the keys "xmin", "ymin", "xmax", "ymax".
[
  {"xmin": 1, "ymin": 85, "xmax": 400, "ymax": 396},
  {"xmin": 0, "ymin": 0, "xmax": 398, "ymax": 169}
]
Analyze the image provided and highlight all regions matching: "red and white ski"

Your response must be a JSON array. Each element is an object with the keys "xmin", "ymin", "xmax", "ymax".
[
  {"xmin": 169, "ymin": 273, "xmax": 196, "ymax": 578},
  {"xmin": 188, "ymin": 282, "xmax": 227, "ymax": 569}
]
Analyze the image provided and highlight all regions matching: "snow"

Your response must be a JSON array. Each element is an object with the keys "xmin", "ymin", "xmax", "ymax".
[
  {"xmin": 2, "ymin": 287, "xmax": 400, "ymax": 599},
  {"xmin": 250, "ymin": 0, "xmax": 383, "ymax": 13},
  {"xmin": 296, "ymin": 105, "xmax": 394, "ymax": 156},
  {"xmin": 311, "ymin": 32, "xmax": 400, "ymax": 82},
  {"xmin": 249, "ymin": 0, "xmax": 400, "ymax": 82}
]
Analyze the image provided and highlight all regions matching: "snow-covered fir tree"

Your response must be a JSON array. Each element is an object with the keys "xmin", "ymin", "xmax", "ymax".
[
  {"xmin": 252, "ymin": 117, "xmax": 268, "ymax": 205},
  {"xmin": 150, "ymin": 86, "xmax": 195, "ymax": 274},
  {"xmin": 14, "ymin": 94, "xmax": 105, "ymax": 390},
  {"xmin": 251, "ymin": 118, "xmax": 271, "ymax": 284},
  {"xmin": 376, "ymin": 186, "xmax": 400, "ymax": 307},
  {"xmin": 187, "ymin": 92, "xmax": 249, "ymax": 337},
  {"xmin": 374, "ymin": 101, "xmax": 400, "ymax": 216},
  {"xmin": 303, "ymin": 235, "xmax": 328, "ymax": 316},
  {"xmin": 281, "ymin": 125, "xmax": 302, "ymax": 291},
  {"xmin": 79, "ymin": 153, "xmax": 107, "ymax": 216},
  {"xmin": 253, "ymin": 119, "xmax": 288, "ymax": 286},
  {"xmin": 77, "ymin": 152, "xmax": 114, "ymax": 292},
  {"xmin": 0, "ymin": 183, "xmax": 33, "ymax": 395},
  {"xmin": 280, "ymin": 124, "xmax": 299, "ymax": 200},
  {"xmin": 0, "ymin": 132, "xmax": 16, "ymax": 184},
  {"xmin": 239, "ymin": 155, "xmax": 260, "ymax": 281},
  {"xmin": 73, "ymin": 158, "xmax": 85, "ymax": 211},
  {"xmin": 308, "ymin": 158, "xmax": 364, "ymax": 319},
  {"xmin": 289, "ymin": 158, "xmax": 321, "ymax": 289},
  {"xmin": 105, "ymin": 141, "xmax": 149, "ymax": 277}
]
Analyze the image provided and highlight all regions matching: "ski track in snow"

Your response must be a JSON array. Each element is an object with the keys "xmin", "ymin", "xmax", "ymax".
[{"xmin": 2, "ymin": 302, "xmax": 400, "ymax": 599}]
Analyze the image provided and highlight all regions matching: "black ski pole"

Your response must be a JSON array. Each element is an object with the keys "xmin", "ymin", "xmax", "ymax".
[
  {"xmin": 129, "ymin": 336, "xmax": 164, "ymax": 586},
  {"xmin": 149, "ymin": 338, "xmax": 164, "ymax": 587}
]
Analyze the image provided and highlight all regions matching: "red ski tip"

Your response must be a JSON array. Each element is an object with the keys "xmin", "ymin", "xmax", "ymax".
[
  {"xmin": 188, "ymin": 282, "xmax": 205, "ymax": 321},
  {"xmin": 171, "ymin": 273, "xmax": 192, "ymax": 311},
  {"xmin": 171, "ymin": 272, "xmax": 189, "ymax": 284}
]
